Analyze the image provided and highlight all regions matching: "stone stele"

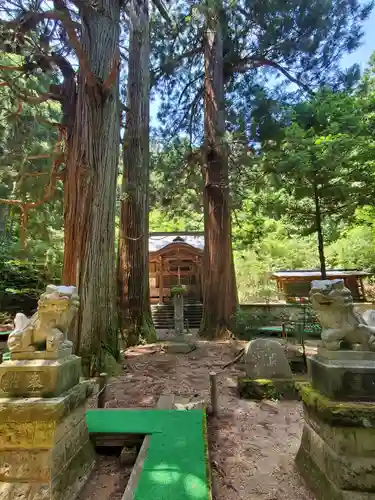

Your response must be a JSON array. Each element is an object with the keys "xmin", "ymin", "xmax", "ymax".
[
  {"xmin": 173, "ymin": 292, "xmax": 184, "ymax": 337},
  {"xmin": 244, "ymin": 338, "xmax": 292, "ymax": 379},
  {"xmin": 0, "ymin": 285, "xmax": 95, "ymax": 500}
]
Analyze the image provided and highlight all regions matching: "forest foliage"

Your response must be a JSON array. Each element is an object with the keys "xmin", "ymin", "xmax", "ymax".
[{"xmin": 1, "ymin": 0, "xmax": 375, "ymax": 313}]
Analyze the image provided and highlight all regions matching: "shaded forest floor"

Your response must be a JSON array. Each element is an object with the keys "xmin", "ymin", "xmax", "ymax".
[{"xmin": 79, "ymin": 340, "xmax": 315, "ymax": 500}]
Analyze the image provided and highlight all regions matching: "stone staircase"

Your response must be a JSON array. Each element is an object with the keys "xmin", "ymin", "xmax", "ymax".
[{"xmin": 151, "ymin": 299, "xmax": 203, "ymax": 329}]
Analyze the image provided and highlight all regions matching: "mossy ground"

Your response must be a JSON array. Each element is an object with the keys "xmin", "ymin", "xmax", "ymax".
[{"xmin": 238, "ymin": 377, "xmax": 306, "ymax": 400}]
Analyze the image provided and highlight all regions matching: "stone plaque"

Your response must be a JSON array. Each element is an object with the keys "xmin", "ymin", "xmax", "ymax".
[
  {"xmin": 343, "ymin": 371, "xmax": 375, "ymax": 400},
  {"xmin": 0, "ymin": 356, "xmax": 81, "ymax": 398}
]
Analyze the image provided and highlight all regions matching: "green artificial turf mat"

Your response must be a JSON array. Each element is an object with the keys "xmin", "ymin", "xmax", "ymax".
[{"xmin": 86, "ymin": 408, "xmax": 210, "ymax": 500}]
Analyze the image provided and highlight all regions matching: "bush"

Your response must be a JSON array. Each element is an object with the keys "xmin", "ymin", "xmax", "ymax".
[
  {"xmin": 0, "ymin": 240, "xmax": 61, "ymax": 316},
  {"xmin": 231, "ymin": 308, "xmax": 274, "ymax": 339}
]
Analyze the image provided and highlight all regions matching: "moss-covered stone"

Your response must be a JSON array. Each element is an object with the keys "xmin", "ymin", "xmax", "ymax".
[
  {"xmin": 301, "ymin": 421, "xmax": 375, "ymax": 491},
  {"xmin": 0, "ymin": 379, "xmax": 93, "ymax": 424},
  {"xmin": 304, "ymin": 408, "xmax": 375, "ymax": 457},
  {"xmin": 0, "ymin": 380, "xmax": 95, "ymax": 500},
  {"xmin": 298, "ymin": 383, "xmax": 375, "ymax": 427},
  {"xmin": 296, "ymin": 426, "xmax": 375, "ymax": 499},
  {"xmin": 238, "ymin": 377, "xmax": 306, "ymax": 400},
  {"xmin": 0, "ymin": 440, "xmax": 95, "ymax": 500},
  {"xmin": 296, "ymin": 443, "xmax": 343, "ymax": 500}
]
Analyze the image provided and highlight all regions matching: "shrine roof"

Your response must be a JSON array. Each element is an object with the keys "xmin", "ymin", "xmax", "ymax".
[
  {"xmin": 271, "ymin": 269, "xmax": 371, "ymax": 279},
  {"xmin": 149, "ymin": 232, "xmax": 204, "ymax": 252}
]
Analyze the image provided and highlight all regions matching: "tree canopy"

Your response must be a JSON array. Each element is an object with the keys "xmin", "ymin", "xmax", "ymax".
[{"xmin": 1, "ymin": 0, "xmax": 375, "ymax": 347}]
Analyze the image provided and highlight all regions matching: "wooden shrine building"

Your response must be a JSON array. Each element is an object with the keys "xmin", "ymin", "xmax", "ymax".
[
  {"xmin": 270, "ymin": 269, "xmax": 370, "ymax": 303},
  {"xmin": 148, "ymin": 232, "xmax": 204, "ymax": 304}
]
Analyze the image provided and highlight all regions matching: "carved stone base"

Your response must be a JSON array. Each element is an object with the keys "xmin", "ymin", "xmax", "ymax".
[
  {"xmin": 296, "ymin": 383, "xmax": 375, "ymax": 499},
  {"xmin": 11, "ymin": 346, "xmax": 73, "ymax": 361},
  {"xmin": 308, "ymin": 349, "xmax": 375, "ymax": 401},
  {"xmin": 0, "ymin": 381, "xmax": 95, "ymax": 500},
  {"xmin": 0, "ymin": 355, "xmax": 81, "ymax": 398}
]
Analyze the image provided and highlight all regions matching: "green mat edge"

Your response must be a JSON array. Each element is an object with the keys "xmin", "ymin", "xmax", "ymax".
[
  {"xmin": 86, "ymin": 408, "xmax": 211, "ymax": 500},
  {"xmin": 202, "ymin": 411, "xmax": 213, "ymax": 500}
]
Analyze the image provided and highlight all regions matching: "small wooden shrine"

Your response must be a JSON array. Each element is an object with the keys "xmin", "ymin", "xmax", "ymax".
[
  {"xmin": 270, "ymin": 269, "xmax": 370, "ymax": 303},
  {"xmin": 148, "ymin": 232, "xmax": 204, "ymax": 304}
]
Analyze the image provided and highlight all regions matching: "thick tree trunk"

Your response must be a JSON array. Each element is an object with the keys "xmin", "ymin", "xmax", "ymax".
[
  {"xmin": 118, "ymin": 0, "xmax": 155, "ymax": 346},
  {"xmin": 0, "ymin": 205, "xmax": 8, "ymax": 240},
  {"xmin": 63, "ymin": 1, "xmax": 121, "ymax": 374},
  {"xmin": 313, "ymin": 181, "xmax": 327, "ymax": 279},
  {"xmin": 62, "ymin": 131, "xmax": 79, "ymax": 287},
  {"xmin": 200, "ymin": 2, "xmax": 238, "ymax": 339}
]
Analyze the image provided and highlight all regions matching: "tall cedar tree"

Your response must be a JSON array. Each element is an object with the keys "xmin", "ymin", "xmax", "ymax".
[
  {"xmin": 0, "ymin": 0, "xmax": 122, "ymax": 374},
  {"xmin": 151, "ymin": 0, "xmax": 371, "ymax": 336},
  {"xmin": 118, "ymin": 0, "xmax": 156, "ymax": 346},
  {"xmin": 202, "ymin": 0, "xmax": 237, "ymax": 337}
]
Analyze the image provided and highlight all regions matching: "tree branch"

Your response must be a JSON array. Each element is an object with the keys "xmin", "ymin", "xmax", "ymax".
[
  {"xmin": 151, "ymin": 0, "xmax": 171, "ymax": 23},
  {"xmin": 9, "ymin": 7, "xmax": 94, "ymax": 85},
  {"xmin": 48, "ymin": 6, "xmax": 95, "ymax": 85},
  {"xmin": 232, "ymin": 56, "xmax": 313, "ymax": 94},
  {"xmin": 0, "ymin": 80, "xmax": 60, "ymax": 104},
  {"xmin": 151, "ymin": 47, "xmax": 201, "ymax": 86},
  {"xmin": 0, "ymin": 65, "xmax": 25, "ymax": 72},
  {"xmin": 178, "ymin": 73, "xmax": 204, "ymax": 106},
  {"xmin": 0, "ymin": 125, "xmax": 66, "ymax": 248},
  {"xmin": 0, "ymin": 73, "xmax": 62, "ymax": 104}
]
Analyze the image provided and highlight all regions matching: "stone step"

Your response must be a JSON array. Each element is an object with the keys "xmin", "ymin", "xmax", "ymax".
[{"xmin": 151, "ymin": 302, "xmax": 203, "ymax": 329}]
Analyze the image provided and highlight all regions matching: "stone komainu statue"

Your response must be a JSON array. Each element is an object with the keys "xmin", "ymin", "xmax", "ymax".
[
  {"xmin": 310, "ymin": 279, "xmax": 375, "ymax": 351},
  {"xmin": 7, "ymin": 285, "xmax": 79, "ymax": 354}
]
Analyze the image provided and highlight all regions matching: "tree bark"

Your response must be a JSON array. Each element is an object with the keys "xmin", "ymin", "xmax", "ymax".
[
  {"xmin": 313, "ymin": 180, "xmax": 327, "ymax": 279},
  {"xmin": 200, "ymin": 1, "xmax": 238, "ymax": 339},
  {"xmin": 63, "ymin": 1, "xmax": 121, "ymax": 374},
  {"xmin": 118, "ymin": 0, "xmax": 155, "ymax": 346},
  {"xmin": 0, "ymin": 205, "xmax": 8, "ymax": 240}
]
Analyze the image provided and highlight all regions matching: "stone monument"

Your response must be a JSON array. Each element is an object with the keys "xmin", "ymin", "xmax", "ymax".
[
  {"xmin": 163, "ymin": 285, "xmax": 196, "ymax": 353},
  {"xmin": 172, "ymin": 286, "xmax": 185, "ymax": 337},
  {"xmin": 237, "ymin": 338, "xmax": 297, "ymax": 400},
  {"xmin": 296, "ymin": 278, "xmax": 375, "ymax": 499},
  {"xmin": 0, "ymin": 285, "xmax": 95, "ymax": 500},
  {"xmin": 244, "ymin": 338, "xmax": 293, "ymax": 379}
]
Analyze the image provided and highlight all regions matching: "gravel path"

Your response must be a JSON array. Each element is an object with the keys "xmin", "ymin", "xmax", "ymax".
[{"xmin": 79, "ymin": 340, "xmax": 315, "ymax": 500}]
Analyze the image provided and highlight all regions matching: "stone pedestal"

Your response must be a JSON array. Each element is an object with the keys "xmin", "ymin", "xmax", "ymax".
[
  {"xmin": 308, "ymin": 348, "xmax": 375, "ymax": 401},
  {"xmin": 0, "ymin": 284, "xmax": 95, "ymax": 499},
  {"xmin": 0, "ymin": 355, "xmax": 81, "ymax": 398},
  {"xmin": 0, "ymin": 381, "xmax": 95, "ymax": 500},
  {"xmin": 296, "ymin": 382, "xmax": 375, "ymax": 500}
]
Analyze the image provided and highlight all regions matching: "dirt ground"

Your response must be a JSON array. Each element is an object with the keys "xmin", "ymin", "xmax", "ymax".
[{"xmin": 79, "ymin": 340, "xmax": 315, "ymax": 500}]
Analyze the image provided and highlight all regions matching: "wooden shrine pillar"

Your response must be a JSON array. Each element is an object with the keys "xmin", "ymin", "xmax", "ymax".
[{"xmin": 158, "ymin": 257, "xmax": 164, "ymax": 304}]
